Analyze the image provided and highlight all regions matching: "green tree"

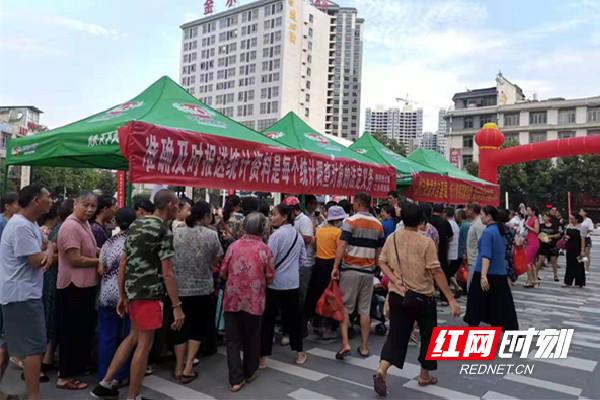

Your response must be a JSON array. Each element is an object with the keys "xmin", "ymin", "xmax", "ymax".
[
  {"xmin": 497, "ymin": 138, "xmax": 529, "ymax": 209},
  {"xmin": 371, "ymin": 132, "xmax": 406, "ymax": 156},
  {"xmin": 30, "ymin": 167, "xmax": 115, "ymax": 196},
  {"xmin": 464, "ymin": 161, "xmax": 479, "ymax": 176}
]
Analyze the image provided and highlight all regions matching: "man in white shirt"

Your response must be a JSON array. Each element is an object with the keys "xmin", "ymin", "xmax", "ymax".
[
  {"xmin": 466, "ymin": 203, "xmax": 485, "ymax": 287},
  {"xmin": 579, "ymin": 209, "xmax": 594, "ymax": 270},
  {"xmin": 283, "ymin": 196, "xmax": 315, "ymax": 336}
]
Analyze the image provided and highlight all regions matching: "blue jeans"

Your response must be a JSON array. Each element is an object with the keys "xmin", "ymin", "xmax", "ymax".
[{"xmin": 97, "ymin": 306, "xmax": 131, "ymax": 382}]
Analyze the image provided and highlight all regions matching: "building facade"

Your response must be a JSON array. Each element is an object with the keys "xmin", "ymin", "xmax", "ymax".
[
  {"xmin": 321, "ymin": 2, "xmax": 363, "ymax": 140},
  {"xmin": 445, "ymin": 73, "xmax": 600, "ymax": 165},
  {"xmin": 180, "ymin": 0, "xmax": 330, "ymax": 132},
  {"xmin": 364, "ymin": 104, "xmax": 423, "ymax": 151},
  {"xmin": 0, "ymin": 106, "xmax": 44, "ymax": 159}
]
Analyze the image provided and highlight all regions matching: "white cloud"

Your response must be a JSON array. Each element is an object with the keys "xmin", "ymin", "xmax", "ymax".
[
  {"xmin": 0, "ymin": 37, "xmax": 68, "ymax": 56},
  {"xmin": 0, "ymin": 11, "xmax": 120, "ymax": 39}
]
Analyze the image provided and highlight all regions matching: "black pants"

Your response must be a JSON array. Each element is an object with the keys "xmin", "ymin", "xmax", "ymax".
[
  {"xmin": 56, "ymin": 284, "xmax": 97, "ymax": 378},
  {"xmin": 172, "ymin": 295, "xmax": 214, "ymax": 346},
  {"xmin": 304, "ymin": 258, "xmax": 335, "ymax": 326},
  {"xmin": 440, "ymin": 259, "xmax": 461, "ymax": 302},
  {"xmin": 225, "ymin": 312, "xmax": 261, "ymax": 385},
  {"xmin": 380, "ymin": 292, "xmax": 437, "ymax": 371},
  {"xmin": 261, "ymin": 288, "xmax": 303, "ymax": 356},
  {"xmin": 565, "ymin": 254, "xmax": 585, "ymax": 287}
]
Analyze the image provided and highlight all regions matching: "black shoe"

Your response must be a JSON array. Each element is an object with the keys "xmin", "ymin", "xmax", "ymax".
[{"xmin": 91, "ymin": 384, "xmax": 119, "ymax": 399}]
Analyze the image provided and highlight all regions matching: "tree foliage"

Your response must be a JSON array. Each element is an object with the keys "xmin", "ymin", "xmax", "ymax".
[
  {"xmin": 371, "ymin": 131, "xmax": 407, "ymax": 156},
  {"xmin": 30, "ymin": 167, "xmax": 116, "ymax": 197}
]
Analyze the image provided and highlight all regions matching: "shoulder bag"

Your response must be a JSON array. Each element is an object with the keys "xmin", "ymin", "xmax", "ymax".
[{"xmin": 275, "ymin": 231, "xmax": 300, "ymax": 269}]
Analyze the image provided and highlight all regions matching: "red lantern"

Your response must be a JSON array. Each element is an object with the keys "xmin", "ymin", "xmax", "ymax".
[{"xmin": 475, "ymin": 122, "xmax": 505, "ymax": 150}]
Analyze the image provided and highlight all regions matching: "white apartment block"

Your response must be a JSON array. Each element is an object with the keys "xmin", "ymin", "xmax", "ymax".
[
  {"xmin": 364, "ymin": 105, "xmax": 424, "ymax": 151},
  {"xmin": 445, "ymin": 73, "xmax": 600, "ymax": 164},
  {"xmin": 180, "ymin": 0, "xmax": 330, "ymax": 132},
  {"xmin": 323, "ymin": 2, "xmax": 363, "ymax": 140}
]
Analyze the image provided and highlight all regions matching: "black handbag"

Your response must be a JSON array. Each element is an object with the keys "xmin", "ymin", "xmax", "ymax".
[{"xmin": 392, "ymin": 232, "xmax": 434, "ymax": 312}]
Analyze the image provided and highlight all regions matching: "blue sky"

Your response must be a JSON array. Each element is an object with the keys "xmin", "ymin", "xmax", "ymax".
[{"xmin": 1, "ymin": 0, "xmax": 599, "ymax": 132}]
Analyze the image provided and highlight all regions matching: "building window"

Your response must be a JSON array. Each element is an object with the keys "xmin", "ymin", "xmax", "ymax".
[
  {"xmin": 305, "ymin": 107, "xmax": 310, "ymax": 118},
  {"xmin": 505, "ymin": 133, "xmax": 519, "ymax": 143},
  {"xmin": 480, "ymin": 115, "xmax": 495, "ymax": 127},
  {"xmin": 309, "ymin": 14, "xmax": 314, "ymax": 23},
  {"xmin": 504, "ymin": 113, "xmax": 519, "ymax": 127},
  {"xmin": 464, "ymin": 117, "xmax": 473, "ymax": 129},
  {"xmin": 558, "ymin": 109, "xmax": 576, "ymax": 124},
  {"xmin": 529, "ymin": 111, "xmax": 547, "ymax": 125},
  {"xmin": 530, "ymin": 132, "xmax": 547, "ymax": 143},
  {"xmin": 463, "ymin": 135, "xmax": 473, "ymax": 148},
  {"xmin": 558, "ymin": 131, "xmax": 575, "ymax": 139},
  {"xmin": 588, "ymin": 107, "xmax": 600, "ymax": 122},
  {"xmin": 462, "ymin": 155, "xmax": 473, "ymax": 165}
]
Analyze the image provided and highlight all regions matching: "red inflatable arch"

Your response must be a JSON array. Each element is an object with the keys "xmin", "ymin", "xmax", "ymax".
[{"xmin": 476, "ymin": 123, "xmax": 600, "ymax": 184}]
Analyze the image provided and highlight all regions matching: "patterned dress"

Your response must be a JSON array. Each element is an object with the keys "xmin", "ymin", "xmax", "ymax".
[{"xmin": 504, "ymin": 226, "xmax": 517, "ymax": 282}]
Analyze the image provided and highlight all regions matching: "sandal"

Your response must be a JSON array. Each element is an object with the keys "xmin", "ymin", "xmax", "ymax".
[
  {"xmin": 230, "ymin": 382, "xmax": 245, "ymax": 392},
  {"xmin": 178, "ymin": 371, "xmax": 198, "ymax": 385},
  {"xmin": 356, "ymin": 347, "xmax": 370, "ymax": 358},
  {"xmin": 295, "ymin": 353, "xmax": 307, "ymax": 365},
  {"xmin": 335, "ymin": 348, "xmax": 351, "ymax": 360},
  {"xmin": 373, "ymin": 372, "xmax": 387, "ymax": 396},
  {"xmin": 56, "ymin": 379, "xmax": 88, "ymax": 390},
  {"xmin": 418, "ymin": 376, "xmax": 438, "ymax": 386}
]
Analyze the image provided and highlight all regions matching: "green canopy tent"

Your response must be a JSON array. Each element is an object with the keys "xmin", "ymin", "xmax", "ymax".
[
  {"xmin": 349, "ymin": 131, "xmax": 440, "ymax": 187},
  {"xmin": 407, "ymin": 148, "xmax": 490, "ymax": 185},
  {"xmin": 6, "ymin": 76, "xmax": 283, "ymax": 173},
  {"xmin": 261, "ymin": 112, "xmax": 381, "ymax": 166}
]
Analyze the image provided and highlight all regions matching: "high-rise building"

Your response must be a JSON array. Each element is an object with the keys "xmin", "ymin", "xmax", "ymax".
[
  {"xmin": 444, "ymin": 72, "xmax": 600, "ymax": 165},
  {"xmin": 438, "ymin": 109, "xmax": 447, "ymax": 134},
  {"xmin": 319, "ymin": 2, "xmax": 363, "ymax": 140},
  {"xmin": 180, "ymin": 0, "xmax": 330, "ymax": 132},
  {"xmin": 0, "ymin": 106, "xmax": 44, "ymax": 159},
  {"xmin": 364, "ymin": 104, "xmax": 423, "ymax": 151}
]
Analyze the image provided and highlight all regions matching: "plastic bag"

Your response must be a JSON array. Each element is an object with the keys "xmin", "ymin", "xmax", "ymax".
[
  {"xmin": 456, "ymin": 260, "xmax": 469, "ymax": 283},
  {"xmin": 513, "ymin": 245, "xmax": 528, "ymax": 276},
  {"xmin": 556, "ymin": 236, "xmax": 567, "ymax": 250},
  {"xmin": 316, "ymin": 280, "xmax": 345, "ymax": 322}
]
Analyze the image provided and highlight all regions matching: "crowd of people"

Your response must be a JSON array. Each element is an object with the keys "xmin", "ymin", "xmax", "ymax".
[{"xmin": 0, "ymin": 186, "xmax": 595, "ymax": 399}]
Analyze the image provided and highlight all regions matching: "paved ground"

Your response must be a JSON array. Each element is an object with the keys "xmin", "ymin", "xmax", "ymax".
[{"xmin": 2, "ymin": 237, "xmax": 600, "ymax": 400}]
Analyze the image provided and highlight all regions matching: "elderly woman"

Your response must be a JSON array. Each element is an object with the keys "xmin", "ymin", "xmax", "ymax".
[
  {"xmin": 56, "ymin": 192, "xmax": 99, "ymax": 390},
  {"xmin": 172, "ymin": 201, "xmax": 223, "ymax": 383},
  {"xmin": 220, "ymin": 213, "xmax": 274, "ymax": 392},
  {"xmin": 96, "ymin": 208, "xmax": 136, "ymax": 389}
]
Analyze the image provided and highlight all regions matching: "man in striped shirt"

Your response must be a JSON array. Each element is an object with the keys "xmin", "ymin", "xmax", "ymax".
[{"xmin": 332, "ymin": 192, "xmax": 384, "ymax": 359}]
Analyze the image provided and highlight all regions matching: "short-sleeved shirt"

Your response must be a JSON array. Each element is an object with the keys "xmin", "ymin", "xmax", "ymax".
[
  {"xmin": 91, "ymin": 221, "xmax": 110, "ymax": 249},
  {"xmin": 340, "ymin": 211, "xmax": 384, "ymax": 269},
  {"xmin": 173, "ymin": 225, "xmax": 223, "ymax": 297},
  {"xmin": 447, "ymin": 218, "xmax": 460, "ymax": 261},
  {"xmin": 315, "ymin": 225, "xmax": 341, "ymax": 260},
  {"xmin": 57, "ymin": 214, "xmax": 99, "ymax": 289},
  {"xmin": 382, "ymin": 218, "xmax": 396, "ymax": 239},
  {"xmin": 99, "ymin": 232, "xmax": 127, "ymax": 308},
  {"xmin": 0, "ymin": 214, "xmax": 44, "ymax": 304},
  {"xmin": 429, "ymin": 214, "xmax": 453, "ymax": 268},
  {"xmin": 221, "ymin": 235, "xmax": 275, "ymax": 315},
  {"xmin": 475, "ymin": 223, "xmax": 507, "ymax": 276},
  {"xmin": 268, "ymin": 224, "xmax": 306, "ymax": 290},
  {"xmin": 458, "ymin": 220, "xmax": 470, "ymax": 259},
  {"xmin": 379, "ymin": 230, "xmax": 440, "ymax": 297},
  {"xmin": 581, "ymin": 217, "xmax": 594, "ymax": 238},
  {"xmin": 294, "ymin": 213, "xmax": 315, "ymax": 267},
  {"xmin": 467, "ymin": 217, "xmax": 485, "ymax": 266},
  {"xmin": 539, "ymin": 221, "xmax": 560, "ymax": 249},
  {"xmin": 124, "ymin": 216, "xmax": 175, "ymax": 301}
]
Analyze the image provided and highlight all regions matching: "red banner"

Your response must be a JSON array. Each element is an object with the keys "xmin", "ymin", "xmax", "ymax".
[
  {"xmin": 404, "ymin": 172, "xmax": 499, "ymax": 206},
  {"xmin": 119, "ymin": 121, "xmax": 396, "ymax": 198},
  {"xmin": 116, "ymin": 170, "xmax": 126, "ymax": 207}
]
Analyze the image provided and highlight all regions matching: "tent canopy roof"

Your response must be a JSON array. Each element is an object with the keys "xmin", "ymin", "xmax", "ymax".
[
  {"xmin": 350, "ymin": 132, "xmax": 440, "ymax": 186},
  {"xmin": 407, "ymin": 148, "xmax": 491, "ymax": 185},
  {"xmin": 261, "ymin": 112, "xmax": 379, "ymax": 165},
  {"xmin": 7, "ymin": 76, "xmax": 284, "ymax": 169}
]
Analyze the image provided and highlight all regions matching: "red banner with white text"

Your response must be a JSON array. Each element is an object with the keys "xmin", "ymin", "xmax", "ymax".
[
  {"xmin": 404, "ymin": 172, "xmax": 499, "ymax": 206},
  {"xmin": 118, "ymin": 121, "xmax": 396, "ymax": 198}
]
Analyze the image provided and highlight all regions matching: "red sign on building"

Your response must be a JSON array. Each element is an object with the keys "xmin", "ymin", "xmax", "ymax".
[
  {"xmin": 449, "ymin": 148, "xmax": 462, "ymax": 168},
  {"xmin": 204, "ymin": 0, "xmax": 214, "ymax": 15}
]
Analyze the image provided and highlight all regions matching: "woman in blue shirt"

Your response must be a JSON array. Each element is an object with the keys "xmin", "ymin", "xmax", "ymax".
[
  {"xmin": 464, "ymin": 205, "xmax": 518, "ymax": 331},
  {"xmin": 379, "ymin": 205, "xmax": 397, "ymax": 239}
]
